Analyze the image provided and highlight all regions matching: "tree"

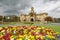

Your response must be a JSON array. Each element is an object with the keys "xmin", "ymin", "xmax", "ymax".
[
  {"xmin": 0, "ymin": 16, "xmax": 3, "ymax": 21},
  {"xmin": 45, "ymin": 16, "xmax": 53, "ymax": 22}
]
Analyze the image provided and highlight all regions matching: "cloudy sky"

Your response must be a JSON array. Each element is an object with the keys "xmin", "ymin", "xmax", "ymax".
[{"xmin": 0, "ymin": 0, "xmax": 60, "ymax": 18}]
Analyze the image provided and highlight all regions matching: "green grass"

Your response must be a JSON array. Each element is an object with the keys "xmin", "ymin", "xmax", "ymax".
[{"xmin": 46, "ymin": 25, "xmax": 60, "ymax": 33}]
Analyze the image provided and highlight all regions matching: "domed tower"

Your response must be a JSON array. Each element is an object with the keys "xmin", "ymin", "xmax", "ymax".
[
  {"xmin": 29, "ymin": 7, "xmax": 36, "ymax": 22},
  {"xmin": 31, "ymin": 7, "xmax": 34, "ymax": 13},
  {"xmin": 29, "ymin": 7, "xmax": 36, "ymax": 17}
]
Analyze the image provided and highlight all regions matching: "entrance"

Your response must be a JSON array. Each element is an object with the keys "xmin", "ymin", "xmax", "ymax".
[{"xmin": 31, "ymin": 18, "xmax": 34, "ymax": 22}]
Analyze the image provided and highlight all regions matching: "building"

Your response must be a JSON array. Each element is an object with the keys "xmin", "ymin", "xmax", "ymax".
[
  {"xmin": 20, "ymin": 7, "xmax": 48, "ymax": 22},
  {"xmin": 54, "ymin": 18, "xmax": 60, "ymax": 23}
]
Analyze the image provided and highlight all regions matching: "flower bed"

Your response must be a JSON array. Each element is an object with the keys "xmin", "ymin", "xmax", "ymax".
[{"xmin": 0, "ymin": 26, "xmax": 60, "ymax": 40}]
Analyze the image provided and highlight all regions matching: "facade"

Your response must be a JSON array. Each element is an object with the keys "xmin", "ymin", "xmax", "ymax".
[{"xmin": 20, "ymin": 7, "xmax": 48, "ymax": 22}]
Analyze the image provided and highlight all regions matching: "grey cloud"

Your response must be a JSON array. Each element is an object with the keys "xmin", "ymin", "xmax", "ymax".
[
  {"xmin": 50, "ymin": 6, "xmax": 60, "ymax": 13},
  {"xmin": 4, "ymin": 9, "xmax": 18, "ymax": 13},
  {"xmin": 48, "ymin": 6, "xmax": 60, "ymax": 18},
  {"xmin": 43, "ymin": 0, "xmax": 59, "ymax": 2},
  {"xmin": 0, "ymin": 0, "xmax": 19, "ymax": 6},
  {"xmin": 4, "ymin": 10, "xmax": 19, "ymax": 16},
  {"xmin": 0, "ymin": 0, "xmax": 31, "ymax": 12},
  {"xmin": 0, "ymin": 0, "xmax": 60, "ymax": 18}
]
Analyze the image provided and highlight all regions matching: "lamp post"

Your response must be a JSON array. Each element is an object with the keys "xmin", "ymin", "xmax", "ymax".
[
  {"xmin": 7, "ymin": 17, "xmax": 10, "ymax": 19},
  {"xmin": 7, "ymin": 17, "xmax": 10, "ymax": 22}
]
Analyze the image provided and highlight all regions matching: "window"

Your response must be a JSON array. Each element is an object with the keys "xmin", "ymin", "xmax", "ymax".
[{"xmin": 24, "ymin": 19, "xmax": 26, "ymax": 21}]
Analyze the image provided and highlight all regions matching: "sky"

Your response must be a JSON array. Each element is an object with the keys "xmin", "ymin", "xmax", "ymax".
[{"xmin": 0, "ymin": 0, "xmax": 60, "ymax": 18}]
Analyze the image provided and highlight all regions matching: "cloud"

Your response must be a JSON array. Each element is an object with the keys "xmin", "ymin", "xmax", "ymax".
[{"xmin": 0, "ymin": 0, "xmax": 60, "ymax": 18}]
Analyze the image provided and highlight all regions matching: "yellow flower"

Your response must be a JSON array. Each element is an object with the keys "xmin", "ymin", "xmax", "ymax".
[
  {"xmin": 1, "ymin": 30, "xmax": 5, "ymax": 33},
  {"xmin": 41, "ymin": 36, "xmax": 45, "ymax": 40},
  {"xmin": 41, "ymin": 27, "xmax": 44, "ymax": 29},
  {"xmin": 47, "ymin": 32, "xmax": 50, "ymax": 35},
  {"xmin": 36, "ymin": 35, "xmax": 40, "ymax": 38},
  {"xmin": 0, "ymin": 27, "xmax": 2, "ymax": 30},
  {"xmin": 24, "ymin": 29, "xmax": 27, "ymax": 34},
  {"xmin": 49, "ymin": 32, "xmax": 52, "ymax": 35},
  {"xmin": 10, "ymin": 36, "xmax": 13, "ymax": 38},
  {"xmin": 0, "ymin": 34, "xmax": 3, "ymax": 38},
  {"xmin": 42, "ymin": 30, "xmax": 45, "ymax": 33},
  {"xmin": 13, "ymin": 27, "xmax": 16, "ymax": 30},
  {"xmin": 47, "ymin": 35, "xmax": 55, "ymax": 38},
  {"xmin": 19, "ymin": 35, "xmax": 24, "ymax": 38},
  {"xmin": 28, "ymin": 35, "xmax": 35, "ymax": 40},
  {"xmin": 28, "ymin": 39, "xmax": 31, "ymax": 40},
  {"xmin": 31, "ymin": 30, "xmax": 34, "ymax": 32},
  {"xmin": 30, "ymin": 35, "xmax": 34, "ymax": 39},
  {"xmin": 35, "ymin": 29, "xmax": 38, "ymax": 32},
  {"xmin": 17, "ymin": 38, "xmax": 23, "ymax": 40}
]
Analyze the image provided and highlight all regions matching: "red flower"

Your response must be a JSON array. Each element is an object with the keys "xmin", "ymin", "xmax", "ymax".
[
  {"xmin": 3, "ymin": 32, "xmax": 10, "ymax": 40},
  {"xmin": 38, "ymin": 37, "xmax": 42, "ymax": 40},
  {"xmin": 31, "ymin": 32, "xmax": 36, "ymax": 36}
]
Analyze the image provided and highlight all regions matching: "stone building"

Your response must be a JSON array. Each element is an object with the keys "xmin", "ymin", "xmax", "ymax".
[{"xmin": 20, "ymin": 7, "xmax": 48, "ymax": 22}]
